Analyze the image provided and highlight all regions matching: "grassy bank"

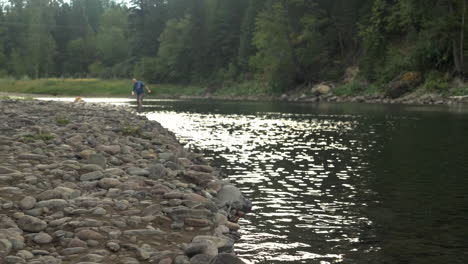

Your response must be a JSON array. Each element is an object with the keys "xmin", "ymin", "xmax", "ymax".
[
  {"xmin": 0, "ymin": 78, "xmax": 206, "ymax": 97},
  {"xmin": 2, "ymin": 77, "xmax": 467, "ymax": 100}
]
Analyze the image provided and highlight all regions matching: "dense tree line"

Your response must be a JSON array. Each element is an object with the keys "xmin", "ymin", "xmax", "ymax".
[{"xmin": 0, "ymin": 0, "xmax": 467, "ymax": 92}]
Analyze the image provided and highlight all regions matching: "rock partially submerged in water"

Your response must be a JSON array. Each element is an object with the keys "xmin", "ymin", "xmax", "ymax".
[{"xmin": 0, "ymin": 98, "xmax": 249, "ymax": 264}]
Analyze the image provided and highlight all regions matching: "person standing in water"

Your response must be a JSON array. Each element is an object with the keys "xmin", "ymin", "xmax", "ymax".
[{"xmin": 132, "ymin": 78, "xmax": 151, "ymax": 111}]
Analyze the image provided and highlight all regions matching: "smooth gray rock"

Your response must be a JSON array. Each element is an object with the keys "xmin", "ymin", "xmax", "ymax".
[
  {"xmin": 185, "ymin": 241, "xmax": 218, "ymax": 257},
  {"xmin": 4, "ymin": 256, "xmax": 26, "ymax": 264},
  {"xmin": 127, "ymin": 167, "xmax": 150, "ymax": 177},
  {"xmin": 122, "ymin": 229, "xmax": 165, "ymax": 236},
  {"xmin": 209, "ymin": 253, "xmax": 246, "ymax": 264},
  {"xmin": 19, "ymin": 196, "xmax": 36, "ymax": 210},
  {"xmin": 0, "ymin": 238, "xmax": 12, "ymax": 256},
  {"xmin": 33, "ymin": 232, "xmax": 53, "ymax": 244},
  {"xmin": 148, "ymin": 164, "xmax": 168, "ymax": 179},
  {"xmin": 88, "ymin": 154, "xmax": 107, "ymax": 168},
  {"xmin": 217, "ymin": 185, "xmax": 252, "ymax": 212},
  {"xmin": 0, "ymin": 167, "xmax": 18, "ymax": 174},
  {"xmin": 17, "ymin": 154, "xmax": 47, "ymax": 161},
  {"xmin": 35, "ymin": 199, "xmax": 68, "ymax": 210},
  {"xmin": 80, "ymin": 171, "xmax": 104, "ymax": 181},
  {"xmin": 190, "ymin": 254, "xmax": 213, "ymax": 264},
  {"xmin": 17, "ymin": 215, "xmax": 47, "ymax": 232},
  {"xmin": 62, "ymin": 247, "xmax": 87, "ymax": 255}
]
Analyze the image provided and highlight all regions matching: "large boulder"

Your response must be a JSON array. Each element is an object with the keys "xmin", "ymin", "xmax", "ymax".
[
  {"xmin": 385, "ymin": 72, "xmax": 422, "ymax": 99},
  {"xmin": 209, "ymin": 253, "xmax": 245, "ymax": 264},
  {"xmin": 310, "ymin": 83, "xmax": 332, "ymax": 96},
  {"xmin": 216, "ymin": 185, "xmax": 252, "ymax": 214}
]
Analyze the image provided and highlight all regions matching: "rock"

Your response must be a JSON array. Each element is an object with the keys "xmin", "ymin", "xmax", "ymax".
[
  {"xmin": 209, "ymin": 253, "xmax": 245, "ymax": 264},
  {"xmin": 122, "ymin": 229, "xmax": 165, "ymax": 236},
  {"xmin": 148, "ymin": 164, "xmax": 168, "ymax": 179},
  {"xmin": 17, "ymin": 153, "xmax": 47, "ymax": 161},
  {"xmin": 67, "ymin": 135, "xmax": 83, "ymax": 146},
  {"xmin": 50, "ymin": 217, "xmax": 72, "ymax": 227},
  {"xmin": 189, "ymin": 165, "xmax": 214, "ymax": 173},
  {"xmin": 120, "ymin": 257, "xmax": 140, "ymax": 264},
  {"xmin": 0, "ymin": 238, "xmax": 12, "ymax": 256},
  {"xmin": 33, "ymin": 232, "xmax": 53, "ymax": 244},
  {"xmin": 217, "ymin": 185, "xmax": 252, "ymax": 213},
  {"xmin": 17, "ymin": 215, "xmax": 47, "ymax": 232},
  {"xmin": 76, "ymin": 229, "xmax": 104, "ymax": 241},
  {"xmin": 98, "ymin": 178, "xmax": 121, "ymax": 189},
  {"xmin": 88, "ymin": 154, "xmax": 107, "ymax": 168},
  {"xmin": 16, "ymin": 249, "xmax": 34, "ymax": 260},
  {"xmin": 80, "ymin": 171, "xmax": 104, "ymax": 181},
  {"xmin": 4, "ymin": 256, "xmax": 26, "ymax": 264},
  {"xmin": 80, "ymin": 253, "xmax": 106, "ymax": 262},
  {"xmin": 68, "ymin": 237, "xmax": 87, "ymax": 248},
  {"xmin": 385, "ymin": 72, "xmax": 422, "ymax": 99},
  {"xmin": 159, "ymin": 258, "xmax": 173, "ymax": 264},
  {"xmin": 127, "ymin": 167, "xmax": 150, "ymax": 177},
  {"xmin": 0, "ymin": 229, "xmax": 25, "ymax": 250},
  {"xmin": 174, "ymin": 255, "xmax": 190, "ymax": 264},
  {"xmin": 185, "ymin": 241, "xmax": 218, "ymax": 257},
  {"xmin": 311, "ymin": 83, "xmax": 331, "ymax": 95},
  {"xmin": 163, "ymin": 192, "xmax": 185, "ymax": 199},
  {"xmin": 184, "ymin": 218, "xmax": 210, "ymax": 228},
  {"xmin": 183, "ymin": 193, "xmax": 208, "ymax": 204},
  {"xmin": 19, "ymin": 196, "xmax": 36, "ymax": 210},
  {"xmin": 36, "ymin": 190, "xmax": 62, "ymax": 201},
  {"xmin": 104, "ymin": 168, "xmax": 125, "ymax": 176},
  {"xmin": 97, "ymin": 145, "xmax": 121, "ymax": 155},
  {"xmin": 81, "ymin": 164, "xmax": 103, "ymax": 172},
  {"xmin": 190, "ymin": 254, "xmax": 213, "ymax": 264},
  {"xmin": 106, "ymin": 241, "xmax": 120, "ymax": 252},
  {"xmin": 62, "ymin": 247, "xmax": 87, "ymax": 256},
  {"xmin": 35, "ymin": 199, "xmax": 68, "ymax": 210},
  {"xmin": 0, "ymin": 166, "xmax": 18, "ymax": 174},
  {"xmin": 78, "ymin": 149, "xmax": 96, "ymax": 159},
  {"xmin": 192, "ymin": 236, "xmax": 232, "ymax": 251},
  {"xmin": 225, "ymin": 222, "xmax": 240, "ymax": 231},
  {"xmin": 136, "ymin": 247, "xmax": 153, "ymax": 260},
  {"xmin": 182, "ymin": 171, "xmax": 214, "ymax": 186}
]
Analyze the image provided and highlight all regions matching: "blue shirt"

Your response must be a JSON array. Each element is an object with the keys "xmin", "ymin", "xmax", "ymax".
[{"xmin": 133, "ymin": 81, "xmax": 145, "ymax": 95}]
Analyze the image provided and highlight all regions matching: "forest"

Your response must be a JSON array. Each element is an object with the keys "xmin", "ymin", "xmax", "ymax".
[{"xmin": 1, "ymin": 0, "xmax": 468, "ymax": 95}]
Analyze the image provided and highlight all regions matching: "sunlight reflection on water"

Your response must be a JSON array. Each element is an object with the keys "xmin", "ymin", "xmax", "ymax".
[{"xmin": 146, "ymin": 111, "xmax": 375, "ymax": 263}]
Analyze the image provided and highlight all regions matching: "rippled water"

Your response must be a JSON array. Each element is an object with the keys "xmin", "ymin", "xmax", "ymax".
[{"xmin": 39, "ymin": 98, "xmax": 468, "ymax": 263}]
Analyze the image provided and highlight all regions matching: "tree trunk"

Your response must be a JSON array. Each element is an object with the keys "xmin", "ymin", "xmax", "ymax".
[
  {"xmin": 449, "ymin": 0, "xmax": 465, "ymax": 74},
  {"xmin": 460, "ymin": 0, "xmax": 466, "ymax": 73}
]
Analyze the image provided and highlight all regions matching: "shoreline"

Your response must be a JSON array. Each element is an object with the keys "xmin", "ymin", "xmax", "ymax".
[
  {"xmin": 3, "ymin": 90, "xmax": 468, "ymax": 107},
  {"xmin": 0, "ymin": 99, "xmax": 251, "ymax": 263}
]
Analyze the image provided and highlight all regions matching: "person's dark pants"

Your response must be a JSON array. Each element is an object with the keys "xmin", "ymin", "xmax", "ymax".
[{"xmin": 136, "ymin": 93, "xmax": 144, "ymax": 110}]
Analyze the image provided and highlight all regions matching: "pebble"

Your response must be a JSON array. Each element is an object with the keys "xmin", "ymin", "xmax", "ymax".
[
  {"xmin": 33, "ymin": 233, "xmax": 53, "ymax": 244},
  {"xmin": 17, "ymin": 215, "xmax": 47, "ymax": 232},
  {"xmin": 80, "ymin": 171, "xmax": 104, "ymax": 181}
]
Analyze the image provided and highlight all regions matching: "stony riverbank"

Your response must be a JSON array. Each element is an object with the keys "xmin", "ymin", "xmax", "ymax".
[
  {"xmin": 0, "ymin": 99, "xmax": 251, "ymax": 264},
  {"xmin": 176, "ymin": 92, "xmax": 468, "ymax": 106}
]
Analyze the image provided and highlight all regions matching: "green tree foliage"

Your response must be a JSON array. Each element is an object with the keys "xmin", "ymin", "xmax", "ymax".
[
  {"xmin": 156, "ymin": 14, "xmax": 193, "ymax": 82},
  {"xmin": 0, "ymin": 0, "xmax": 467, "ymax": 94},
  {"xmin": 251, "ymin": 1, "xmax": 295, "ymax": 92}
]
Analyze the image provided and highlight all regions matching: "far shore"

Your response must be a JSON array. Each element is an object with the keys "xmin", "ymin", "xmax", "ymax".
[{"xmin": 1, "ymin": 78, "xmax": 468, "ymax": 106}]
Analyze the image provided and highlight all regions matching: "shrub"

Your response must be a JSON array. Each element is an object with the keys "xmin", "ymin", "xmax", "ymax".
[{"xmin": 422, "ymin": 71, "xmax": 450, "ymax": 93}]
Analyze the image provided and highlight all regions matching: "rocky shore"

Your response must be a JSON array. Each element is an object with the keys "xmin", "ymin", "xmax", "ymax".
[
  {"xmin": 176, "ymin": 92, "xmax": 468, "ymax": 106},
  {"xmin": 0, "ymin": 99, "xmax": 251, "ymax": 264}
]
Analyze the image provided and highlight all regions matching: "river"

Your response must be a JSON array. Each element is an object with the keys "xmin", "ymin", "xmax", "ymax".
[{"xmin": 39, "ymin": 98, "xmax": 468, "ymax": 264}]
